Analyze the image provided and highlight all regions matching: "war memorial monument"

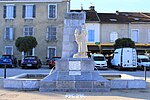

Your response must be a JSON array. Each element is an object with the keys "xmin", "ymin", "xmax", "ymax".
[{"xmin": 39, "ymin": 12, "xmax": 111, "ymax": 92}]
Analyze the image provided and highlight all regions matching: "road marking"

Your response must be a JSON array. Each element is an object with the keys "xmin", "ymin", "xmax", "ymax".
[{"xmin": 65, "ymin": 93, "xmax": 85, "ymax": 98}]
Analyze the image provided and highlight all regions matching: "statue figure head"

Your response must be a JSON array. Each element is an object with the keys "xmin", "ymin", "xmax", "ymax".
[{"xmin": 74, "ymin": 28, "xmax": 80, "ymax": 35}]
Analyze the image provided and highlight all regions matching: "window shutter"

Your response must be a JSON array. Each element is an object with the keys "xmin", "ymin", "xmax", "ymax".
[
  {"xmin": 52, "ymin": 27, "xmax": 56, "ymax": 40},
  {"xmin": 33, "ymin": 5, "xmax": 36, "ymax": 18},
  {"xmin": 10, "ymin": 27, "xmax": 14, "ymax": 40},
  {"xmin": 4, "ymin": 29, "xmax": 6, "ymax": 40},
  {"xmin": 46, "ymin": 32, "xmax": 49, "ymax": 40},
  {"xmin": 22, "ymin": 5, "xmax": 25, "ymax": 18},
  {"xmin": 53, "ymin": 5, "xmax": 56, "ymax": 18},
  {"xmin": 3, "ymin": 6, "xmax": 6, "ymax": 18},
  {"xmin": 5, "ymin": 46, "xmax": 13, "ymax": 55},
  {"xmin": 13, "ymin": 27, "xmax": 15, "ymax": 40},
  {"xmin": 88, "ymin": 30, "xmax": 94, "ymax": 42},
  {"xmin": 14, "ymin": 6, "xmax": 16, "ymax": 18},
  {"xmin": 4, "ymin": 27, "xmax": 9, "ymax": 40}
]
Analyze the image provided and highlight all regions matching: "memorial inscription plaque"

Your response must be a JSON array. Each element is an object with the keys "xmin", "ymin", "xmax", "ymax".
[{"xmin": 69, "ymin": 61, "xmax": 81, "ymax": 75}]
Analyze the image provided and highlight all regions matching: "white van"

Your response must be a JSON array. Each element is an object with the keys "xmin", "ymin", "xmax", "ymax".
[
  {"xmin": 111, "ymin": 48, "xmax": 137, "ymax": 70},
  {"xmin": 137, "ymin": 55, "xmax": 150, "ymax": 70},
  {"xmin": 91, "ymin": 54, "xmax": 107, "ymax": 70}
]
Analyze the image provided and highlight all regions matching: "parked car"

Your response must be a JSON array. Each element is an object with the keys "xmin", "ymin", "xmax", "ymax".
[
  {"xmin": 21, "ymin": 56, "xmax": 42, "ymax": 69},
  {"xmin": 49, "ymin": 57, "xmax": 61, "ymax": 69},
  {"xmin": 0, "ymin": 55, "xmax": 17, "ymax": 68},
  {"xmin": 91, "ymin": 54, "xmax": 107, "ymax": 70},
  {"xmin": 111, "ymin": 48, "xmax": 137, "ymax": 71},
  {"xmin": 137, "ymin": 55, "xmax": 150, "ymax": 70}
]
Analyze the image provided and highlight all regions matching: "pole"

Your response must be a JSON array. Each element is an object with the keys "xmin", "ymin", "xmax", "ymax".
[
  {"xmin": 4, "ymin": 64, "xmax": 6, "ymax": 78},
  {"xmin": 144, "ymin": 66, "xmax": 146, "ymax": 81}
]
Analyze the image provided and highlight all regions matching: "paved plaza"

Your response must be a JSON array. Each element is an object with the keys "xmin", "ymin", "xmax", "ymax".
[{"xmin": 0, "ymin": 66, "xmax": 149, "ymax": 100}]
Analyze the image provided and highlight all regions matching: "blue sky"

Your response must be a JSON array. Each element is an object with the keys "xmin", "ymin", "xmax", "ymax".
[{"xmin": 70, "ymin": 0, "xmax": 150, "ymax": 13}]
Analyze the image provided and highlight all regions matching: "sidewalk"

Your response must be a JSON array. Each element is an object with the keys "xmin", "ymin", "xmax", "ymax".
[{"xmin": 0, "ymin": 78, "xmax": 149, "ymax": 100}]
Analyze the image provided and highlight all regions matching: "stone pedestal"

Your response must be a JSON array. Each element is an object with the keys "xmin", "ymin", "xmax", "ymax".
[
  {"xmin": 39, "ymin": 58, "xmax": 110, "ymax": 92},
  {"xmin": 73, "ymin": 52, "xmax": 88, "ymax": 58},
  {"xmin": 62, "ymin": 12, "xmax": 86, "ymax": 58}
]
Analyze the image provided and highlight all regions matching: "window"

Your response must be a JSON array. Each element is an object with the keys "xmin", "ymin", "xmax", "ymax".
[
  {"xmin": 4, "ymin": 27, "xmax": 14, "ymax": 41},
  {"xmin": 3, "ymin": 5, "xmax": 16, "ymax": 19},
  {"xmin": 110, "ymin": 32, "xmax": 118, "ymax": 42},
  {"xmin": 5, "ymin": 46, "xmax": 13, "ymax": 55},
  {"xmin": 93, "ymin": 57, "xmax": 105, "ymax": 61},
  {"xmin": 24, "ymin": 26, "xmax": 34, "ymax": 36},
  {"xmin": 22, "ymin": 4, "xmax": 36, "ymax": 19},
  {"xmin": 24, "ymin": 48, "xmax": 35, "ymax": 56},
  {"xmin": 137, "ymin": 59, "xmax": 140, "ymax": 62},
  {"xmin": 46, "ymin": 26, "xmax": 56, "ymax": 41},
  {"xmin": 88, "ymin": 30, "xmax": 94, "ymax": 42},
  {"xmin": 48, "ymin": 47, "xmax": 56, "ymax": 59},
  {"xmin": 48, "ymin": 4, "xmax": 57, "ymax": 19},
  {"xmin": 114, "ymin": 52, "xmax": 118, "ymax": 54},
  {"xmin": 131, "ymin": 29, "xmax": 139, "ymax": 42}
]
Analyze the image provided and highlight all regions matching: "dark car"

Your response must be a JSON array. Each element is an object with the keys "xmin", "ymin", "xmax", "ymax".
[
  {"xmin": 21, "ymin": 56, "xmax": 42, "ymax": 69},
  {"xmin": 49, "ymin": 57, "xmax": 61, "ymax": 69},
  {"xmin": 0, "ymin": 55, "xmax": 17, "ymax": 68}
]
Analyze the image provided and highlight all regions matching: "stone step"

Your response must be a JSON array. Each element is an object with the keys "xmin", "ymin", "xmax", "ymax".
[{"xmin": 39, "ymin": 71, "xmax": 111, "ymax": 92}]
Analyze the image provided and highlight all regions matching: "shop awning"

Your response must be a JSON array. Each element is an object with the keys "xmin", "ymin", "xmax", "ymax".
[
  {"xmin": 136, "ymin": 47, "xmax": 150, "ymax": 50},
  {"xmin": 87, "ymin": 45, "xmax": 99, "ymax": 51},
  {"xmin": 101, "ymin": 46, "xmax": 114, "ymax": 50}
]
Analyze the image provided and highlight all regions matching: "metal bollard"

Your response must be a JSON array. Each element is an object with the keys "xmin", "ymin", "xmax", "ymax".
[
  {"xmin": 4, "ymin": 64, "xmax": 6, "ymax": 78},
  {"xmin": 144, "ymin": 66, "xmax": 146, "ymax": 81}
]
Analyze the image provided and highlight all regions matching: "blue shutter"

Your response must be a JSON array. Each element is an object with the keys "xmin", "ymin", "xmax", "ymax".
[
  {"xmin": 10, "ymin": 27, "xmax": 14, "ymax": 40},
  {"xmin": 13, "ymin": 6, "xmax": 16, "ymax": 18},
  {"xmin": 33, "ymin": 5, "xmax": 36, "ymax": 18},
  {"xmin": 5, "ymin": 27, "xmax": 10, "ymax": 40},
  {"xmin": 22, "ymin": 5, "xmax": 25, "ymax": 18},
  {"xmin": 3, "ymin": 6, "xmax": 6, "ymax": 18},
  {"xmin": 88, "ymin": 30, "xmax": 94, "ymax": 42},
  {"xmin": 48, "ymin": 5, "xmax": 56, "ymax": 18},
  {"xmin": 49, "ymin": 48, "xmax": 55, "ymax": 59}
]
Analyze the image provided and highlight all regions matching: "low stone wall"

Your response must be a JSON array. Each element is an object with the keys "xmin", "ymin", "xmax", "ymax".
[
  {"xmin": 3, "ymin": 73, "xmax": 147, "ymax": 91},
  {"xmin": 111, "ymin": 79, "xmax": 146, "ymax": 89},
  {"xmin": 100, "ymin": 73, "xmax": 146, "ymax": 89},
  {"xmin": 4, "ymin": 73, "xmax": 48, "ymax": 90},
  {"xmin": 0, "ymin": 79, "xmax": 3, "ymax": 89}
]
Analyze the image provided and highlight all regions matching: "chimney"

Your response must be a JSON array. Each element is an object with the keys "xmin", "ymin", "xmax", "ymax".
[
  {"xmin": 81, "ymin": 4, "xmax": 83, "ymax": 11},
  {"xmin": 89, "ymin": 6, "xmax": 95, "ymax": 11},
  {"xmin": 116, "ymin": 10, "xmax": 119, "ymax": 15}
]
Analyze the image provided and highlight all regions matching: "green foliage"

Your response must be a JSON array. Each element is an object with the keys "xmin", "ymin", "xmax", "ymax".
[
  {"xmin": 15, "ymin": 36, "xmax": 38, "ymax": 52},
  {"xmin": 114, "ymin": 38, "xmax": 135, "ymax": 49}
]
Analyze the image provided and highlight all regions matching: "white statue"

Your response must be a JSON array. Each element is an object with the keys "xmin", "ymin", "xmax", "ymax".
[{"xmin": 73, "ymin": 24, "xmax": 88, "ymax": 58}]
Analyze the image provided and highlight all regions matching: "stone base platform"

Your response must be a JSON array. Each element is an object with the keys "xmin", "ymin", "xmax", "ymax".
[
  {"xmin": 39, "ymin": 71, "xmax": 110, "ymax": 92},
  {"xmin": 40, "ymin": 58, "xmax": 110, "ymax": 92}
]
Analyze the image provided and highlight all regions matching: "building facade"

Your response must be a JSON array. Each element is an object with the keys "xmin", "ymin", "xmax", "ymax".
[
  {"xmin": 1, "ymin": 1, "xmax": 150, "ymax": 62},
  {"xmin": 0, "ymin": 0, "xmax": 70, "ymax": 61},
  {"xmin": 99, "ymin": 12, "xmax": 150, "ymax": 55},
  {"xmin": 73, "ymin": 7, "xmax": 150, "ymax": 56}
]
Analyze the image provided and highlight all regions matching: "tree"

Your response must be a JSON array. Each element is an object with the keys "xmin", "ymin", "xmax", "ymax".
[
  {"xmin": 114, "ymin": 38, "xmax": 135, "ymax": 49},
  {"xmin": 15, "ymin": 36, "xmax": 38, "ymax": 53}
]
